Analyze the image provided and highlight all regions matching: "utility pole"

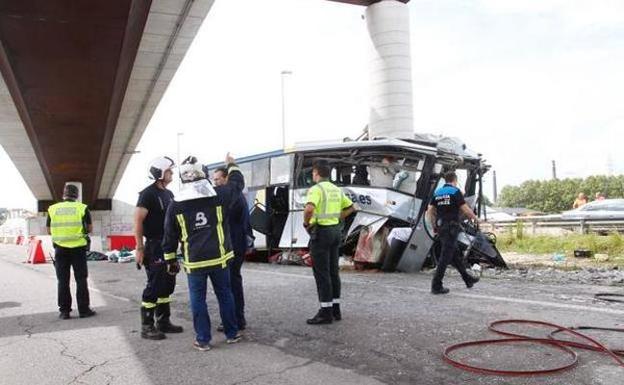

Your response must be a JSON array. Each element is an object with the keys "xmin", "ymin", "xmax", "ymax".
[
  {"xmin": 280, "ymin": 70, "xmax": 292, "ymax": 149},
  {"xmin": 492, "ymin": 170, "xmax": 498, "ymax": 204},
  {"xmin": 551, "ymin": 160, "xmax": 557, "ymax": 180},
  {"xmin": 176, "ymin": 132, "xmax": 184, "ymax": 190}
]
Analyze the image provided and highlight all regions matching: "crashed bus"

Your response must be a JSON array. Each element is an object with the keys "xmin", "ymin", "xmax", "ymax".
[{"xmin": 205, "ymin": 135, "xmax": 507, "ymax": 272}]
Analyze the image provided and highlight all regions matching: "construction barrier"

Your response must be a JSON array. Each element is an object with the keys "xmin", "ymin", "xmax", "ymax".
[{"xmin": 26, "ymin": 238, "xmax": 46, "ymax": 264}]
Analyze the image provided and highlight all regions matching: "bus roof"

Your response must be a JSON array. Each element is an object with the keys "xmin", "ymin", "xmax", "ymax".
[{"xmin": 204, "ymin": 137, "xmax": 482, "ymax": 168}]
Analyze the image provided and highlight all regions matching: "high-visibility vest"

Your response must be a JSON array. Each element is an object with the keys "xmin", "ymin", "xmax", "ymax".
[
  {"xmin": 307, "ymin": 181, "xmax": 347, "ymax": 226},
  {"xmin": 48, "ymin": 201, "xmax": 88, "ymax": 248}
]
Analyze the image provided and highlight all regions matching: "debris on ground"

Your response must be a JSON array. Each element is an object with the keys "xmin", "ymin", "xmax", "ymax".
[{"xmin": 106, "ymin": 248, "xmax": 135, "ymax": 263}]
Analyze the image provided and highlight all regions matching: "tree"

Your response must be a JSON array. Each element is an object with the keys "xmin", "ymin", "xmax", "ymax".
[{"xmin": 498, "ymin": 175, "xmax": 624, "ymax": 213}]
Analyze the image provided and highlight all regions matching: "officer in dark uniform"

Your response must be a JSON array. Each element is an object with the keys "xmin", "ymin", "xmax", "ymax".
[
  {"xmin": 134, "ymin": 156, "xmax": 183, "ymax": 340},
  {"xmin": 427, "ymin": 171, "xmax": 480, "ymax": 294},
  {"xmin": 212, "ymin": 166, "xmax": 253, "ymax": 331},
  {"xmin": 47, "ymin": 184, "xmax": 96, "ymax": 319}
]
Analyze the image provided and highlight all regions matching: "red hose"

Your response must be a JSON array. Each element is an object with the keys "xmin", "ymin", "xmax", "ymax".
[
  {"xmin": 443, "ymin": 319, "xmax": 624, "ymax": 376},
  {"xmin": 549, "ymin": 326, "xmax": 624, "ymax": 356},
  {"xmin": 443, "ymin": 337, "xmax": 578, "ymax": 376},
  {"xmin": 489, "ymin": 320, "xmax": 624, "ymax": 366}
]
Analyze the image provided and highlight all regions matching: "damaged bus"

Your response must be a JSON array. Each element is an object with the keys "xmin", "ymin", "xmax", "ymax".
[{"xmin": 205, "ymin": 135, "xmax": 507, "ymax": 272}]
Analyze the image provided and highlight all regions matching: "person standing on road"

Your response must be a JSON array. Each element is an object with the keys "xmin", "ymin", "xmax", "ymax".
[
  {"xmin": 134, "ymin": 156, "xmax": 183, "ymax": 340},
  {"xmin": 162, "ymin": 154, "xmax": 245, "ymax": 351},
  {"xmin": 47, "ymin": 184, "xmax": 96, "ymax": 320},
  {"xmin": 212, "ymin": 166, "xmax": 253, "ymax": 332},
  {"xmin": 303, "ymin": 160, "xmax": 355, "ymax": 325},
  {"xmin": 427, "ymin": 171, "xmax": 480, "ymax": 295}
]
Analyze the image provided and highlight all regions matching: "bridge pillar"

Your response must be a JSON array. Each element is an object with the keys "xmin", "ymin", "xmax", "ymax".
[{"xmin": 366, "ymin": 0, "xmax": 413, "ymax": 140}]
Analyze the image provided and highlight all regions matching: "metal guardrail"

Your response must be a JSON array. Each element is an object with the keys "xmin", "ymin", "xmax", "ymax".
[{"xmin": 483, "ymin": 217, "xmax": 624, "ymax": 234}]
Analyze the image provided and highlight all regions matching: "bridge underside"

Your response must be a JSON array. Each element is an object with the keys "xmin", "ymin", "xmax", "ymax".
[
  {"xmin": 0, "ymin": 0, "xmax": 213, "ymax": 211},
  {"xmin": 0, "ymin": 0, "xmax": 408, "ymax": 212}
]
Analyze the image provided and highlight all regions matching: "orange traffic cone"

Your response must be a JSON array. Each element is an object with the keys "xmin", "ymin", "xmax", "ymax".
[{"xmin": 26, "ymin": 239, "xmax": 46, "ymax": 264}]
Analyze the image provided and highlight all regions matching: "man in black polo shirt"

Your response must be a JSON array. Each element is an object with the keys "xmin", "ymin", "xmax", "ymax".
[
  {"xmin": 134, "ymin": 156, "xmax": 183, "ymax": 340},
  {"xmin": 427, "ymin": 171, "xmax": 479, "ymax": 294}
]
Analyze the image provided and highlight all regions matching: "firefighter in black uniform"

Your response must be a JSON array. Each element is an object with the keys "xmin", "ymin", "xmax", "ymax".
[
  {"xmin": 162, "ymin": 154, "xmax": 245, "ymax": 351},
  {"xmin": 134, "ymin": 156, "xmax": 183, "ymax": 340},
  {"xmin": 427, "ymin": 171, "xmax": 480, "ymax": 294}
]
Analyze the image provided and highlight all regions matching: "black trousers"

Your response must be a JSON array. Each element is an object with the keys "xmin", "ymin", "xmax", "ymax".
[
  {"xmin": 432, "ymin": 223, "xmax": 472, "ymax": 290},
  {"xmin": 229, "ymin": 248, "xmax": 246, "ymax": 327},
  {"xmin": 54, "ymin": 246, "xmax": 90, "ymax": 314},
  {"xmin": 141, "ymin": 239, "xmax": 176, "ymax": 307},
  {"xmin": 309, "ymin": 225, "xmax": 342, "ymax": 305}
]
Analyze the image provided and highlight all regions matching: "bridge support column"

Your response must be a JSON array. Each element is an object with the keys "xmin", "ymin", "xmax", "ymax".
[{"xmin": 366, "ymin": 0, "xmax": 413, "ymax": 140}]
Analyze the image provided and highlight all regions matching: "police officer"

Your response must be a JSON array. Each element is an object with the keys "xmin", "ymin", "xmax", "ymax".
[
  {"xmin": 134, "ymin": 156, "xmax": 183, "ymax": 340},
  {"xmin": 46, "ymin": 184, "xmax": 96, "ymax": 319},
  {"xmin": 427, "ymin": 171, "xmax": 480, "ymax": 294},
  {"xmin": 162, "ymin": 154, "xmax": 244, "ymax": 351},
  {"xmin": 303, "ymin": 160, "xmax": 355, "ymax": 325},
  {"xmin": 212, "ymin": 166, "xmax": 253, "ymax": 331}
]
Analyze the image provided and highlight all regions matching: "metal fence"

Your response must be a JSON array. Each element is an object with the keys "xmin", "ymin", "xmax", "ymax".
[{"xmin": 483, "ymin": 218, "xmax": 624, "ymax": 235}]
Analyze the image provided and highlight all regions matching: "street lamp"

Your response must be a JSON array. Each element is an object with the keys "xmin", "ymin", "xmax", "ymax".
[
  {"xmin": 176, "ymin": 132, "xmax": 184, "ymax": 189},
  {"xmin": 280, "ymin": 70, "xmax": 292, "ymax": 149}
]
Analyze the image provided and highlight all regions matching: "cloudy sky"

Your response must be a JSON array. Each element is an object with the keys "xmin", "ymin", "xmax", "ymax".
[{"xmin": 1, "ymin": 0, "xmax": 623, "ymax": 210}]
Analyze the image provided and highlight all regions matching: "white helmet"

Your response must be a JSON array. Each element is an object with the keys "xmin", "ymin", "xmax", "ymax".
[
  {"xmin": 149, "ymin": 156, "xmax": 175, "ymax": 180},
  {"xmin": 175, "ymin": 156, "xmax": 216, "ymax": 201}
]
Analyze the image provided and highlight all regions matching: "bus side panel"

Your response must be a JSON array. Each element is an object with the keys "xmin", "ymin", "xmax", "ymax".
[{"xmin": 396, "ymin": 216, "xmax": 432, "ymax": 273}]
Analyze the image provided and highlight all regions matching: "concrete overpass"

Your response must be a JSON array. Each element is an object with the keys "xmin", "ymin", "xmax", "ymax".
[{"xmin": 0, "ymin": 0, "xmax": 410, "ymax": 213}]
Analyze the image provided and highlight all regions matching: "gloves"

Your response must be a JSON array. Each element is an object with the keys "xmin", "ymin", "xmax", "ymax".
[{"xmin": 166, "ymin": 260, "xmax": 180, "ymax": 275}]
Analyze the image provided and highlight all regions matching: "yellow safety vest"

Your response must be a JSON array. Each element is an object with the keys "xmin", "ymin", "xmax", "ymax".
[
  {"xmin": 48, "ymin": 201, "xmax": 88, "ymax": 248},
  {"xmin": 306, "ymin": 181, "xmax": 351, "ymax": 226}
]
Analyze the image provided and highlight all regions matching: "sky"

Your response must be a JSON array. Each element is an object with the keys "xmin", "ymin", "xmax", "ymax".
[{"xmin": 1, "ymin": 0, "xmax": 623, "ymax": 210}]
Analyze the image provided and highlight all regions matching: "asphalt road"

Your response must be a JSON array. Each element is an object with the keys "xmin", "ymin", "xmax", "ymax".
[{"xmin": 1, "ymin": 244, "xmax": 622, "ymax": 384}]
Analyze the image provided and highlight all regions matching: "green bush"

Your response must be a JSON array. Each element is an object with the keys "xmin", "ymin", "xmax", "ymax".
[{"xmin": 499, "ymin": 175, "xmax": 624, "ymax": 213}]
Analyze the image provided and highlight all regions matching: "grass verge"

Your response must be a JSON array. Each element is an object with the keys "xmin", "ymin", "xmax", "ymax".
[{"xmin": 497, "ymin": 232, "xmax": 624, "ymax": 266}]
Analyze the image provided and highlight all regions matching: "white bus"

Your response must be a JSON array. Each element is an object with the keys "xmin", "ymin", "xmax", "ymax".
[{"xmin": 205, "ymin": 135, "xmax": 506, "ymax": 272}]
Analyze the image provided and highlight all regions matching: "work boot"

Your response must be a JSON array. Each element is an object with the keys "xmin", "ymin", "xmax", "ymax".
[
  {"xmin": 155, "ymin": 303, "xmax": 183, "ymax": 333},
  {"xmin": 306, "ymin": 308, "xmax": 333, "ymax": 325},
  {"xmin": 431, "ymin": 287, "xmax": 450, "ymax": 295},
  {"xmin": 332, "ymin": 303, "xmax": 342, "ymax": 321},
  {"xmin": 465, "ymin": 276, "xmax": 480, "ymax": 289},
  {"xmin": 141, "ymin": 307, "xmax": 166, "ymax": 340}
]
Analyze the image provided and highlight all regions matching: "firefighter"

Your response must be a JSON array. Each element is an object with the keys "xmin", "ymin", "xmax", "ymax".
[
  {"xmin": 427, "ymin": 171, "xmax": 480, "ymax": 294},
  {"xmin": 162, "ymin": 154, "xmax": 244, "ymax": 351},
  {"xmin": 47, "ymin": 184, "xmax": 96, "ymax": 319},
  {"xmin": 134, "ymin": 156, "xmax": 183, "ymax": 340},
  {"xmin": 303, "ymin": 160, "xmax": 355, "ymax": 325}
]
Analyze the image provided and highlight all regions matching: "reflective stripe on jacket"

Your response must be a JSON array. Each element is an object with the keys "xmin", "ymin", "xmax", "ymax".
[
  {"xmin": 48, "ymin": 201, "xmax": 88, "ymax": 248},
  {"xmin": 162, "ymin": 165, "xmax": 244, "ymax": 273},
  {"xmin": 306, "ymin": 180, "xmax": 352, "ymax": 226}
]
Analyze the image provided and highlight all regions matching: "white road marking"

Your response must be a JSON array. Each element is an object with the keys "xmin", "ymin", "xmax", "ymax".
[{"xmin": 246, "ymin": 268, "xmax": 624, "ymax": 316}]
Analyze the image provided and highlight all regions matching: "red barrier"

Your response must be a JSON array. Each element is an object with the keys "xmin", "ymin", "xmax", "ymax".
[
  {"xmin": 108, "ymin": 235, "xmax": 136, "ymax": 251},
  {"xmin": 26, "ymin": 239, "xmax": 46, "ymax": 264}
]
